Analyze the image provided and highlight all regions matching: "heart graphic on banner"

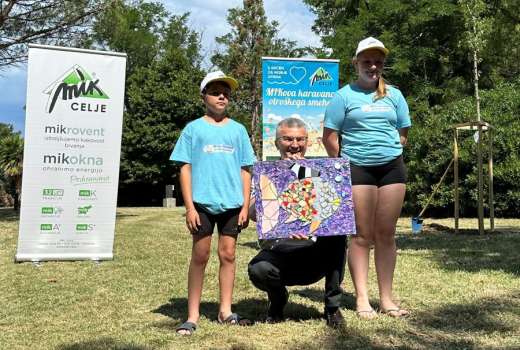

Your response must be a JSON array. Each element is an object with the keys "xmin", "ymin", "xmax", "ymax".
[{"xmin": 289, "ymin": 66, "xmax": 306, "ymax": 84}]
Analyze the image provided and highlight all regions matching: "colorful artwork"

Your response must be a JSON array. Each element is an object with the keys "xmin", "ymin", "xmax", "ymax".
[{"xmin": 253, "ymin": 158, "xmax": 356, "ymax": 239}]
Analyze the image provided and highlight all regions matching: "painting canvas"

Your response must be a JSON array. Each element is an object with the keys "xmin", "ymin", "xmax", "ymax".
[{"xmin": 253, "ymin": 158, "xmax": 356, "ymax": 240}]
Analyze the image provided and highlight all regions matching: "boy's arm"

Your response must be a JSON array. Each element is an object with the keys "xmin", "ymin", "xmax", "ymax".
[
  {"xmin": 239, "ymin": 166, "xmax": 252, "ymax": 228},
  {"xmin": 179, "ymin": 163, "xmax": 200, "ymax": 233}
]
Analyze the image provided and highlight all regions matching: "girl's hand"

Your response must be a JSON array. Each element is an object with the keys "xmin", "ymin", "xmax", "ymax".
[{"xmin": 185, "ymin": 208, "xmax": 201, "ymax": 234}]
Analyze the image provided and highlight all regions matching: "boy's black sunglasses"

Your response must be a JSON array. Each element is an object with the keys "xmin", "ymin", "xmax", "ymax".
[{"xmin": 204, "ymin": 90, "xmax": 231, "ymax": 99}]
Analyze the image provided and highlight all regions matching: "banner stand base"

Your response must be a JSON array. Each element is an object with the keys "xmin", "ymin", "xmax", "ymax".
[{"xmin": 15, "ymin": 253, "xmax": 113, "ymax": 262}]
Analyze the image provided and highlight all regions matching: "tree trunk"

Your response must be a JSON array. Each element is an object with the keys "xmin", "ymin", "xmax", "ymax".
[
  {"xmin": 250, "ymin": 64, "xmax": 262, "ymax": 159},
  {"xmin": 14, "ymin": 175, "xmax": 21, "ymax": 212},
  {"xmin": 473, "ymin": 49, "xmax": 481, "ymax": 122}
]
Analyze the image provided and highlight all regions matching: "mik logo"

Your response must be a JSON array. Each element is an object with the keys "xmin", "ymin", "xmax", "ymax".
[
  {"xmin": 43, "ymin": 152, "xmax": 103, "ymax": 166},
  {"xmin": 309, "ymin": 67, "xmax": 333, "ymax": 86},
  {"xmin": 44, "ymin": 65, "xmax": 109, "ymax": 113}
]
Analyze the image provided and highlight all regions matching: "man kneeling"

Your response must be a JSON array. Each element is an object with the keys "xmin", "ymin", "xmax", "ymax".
[{"xmin": 248, "ymin": 118, "xmax": 347, "ymax": 328}]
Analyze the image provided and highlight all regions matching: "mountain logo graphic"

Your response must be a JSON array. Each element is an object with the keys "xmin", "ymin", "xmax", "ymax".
[
  {"xmin": 43, "ymin": 65, "xmax": 109, "ymax": 113},
  {"xmin": 309, "ymin": 67, "xmax": 333, "ymax": 86}
]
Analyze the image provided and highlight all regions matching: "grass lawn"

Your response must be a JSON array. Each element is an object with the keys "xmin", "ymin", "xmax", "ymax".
[{"xmin": 1, "ymin": 207, "xmax": 519, "ymax": 350}]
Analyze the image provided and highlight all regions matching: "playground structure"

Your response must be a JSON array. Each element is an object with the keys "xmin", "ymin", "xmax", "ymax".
[{"xmin": 453, "ymin": 121, "xmax": 494, "ymax": 234}]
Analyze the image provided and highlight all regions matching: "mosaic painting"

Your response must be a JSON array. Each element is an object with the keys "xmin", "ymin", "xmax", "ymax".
[{"xmin": 253, "ymin": 158, "xmax": 356, "ymax": 240}]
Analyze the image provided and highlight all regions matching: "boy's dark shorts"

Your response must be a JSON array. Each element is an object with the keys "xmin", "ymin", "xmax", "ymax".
[
  {"xmin": 193, "ymin": 203, "xmax": 242, "ymax": 236},
  {"xmin": 350, "ymin": 155, "xmax": 407, "ymax": 187}
]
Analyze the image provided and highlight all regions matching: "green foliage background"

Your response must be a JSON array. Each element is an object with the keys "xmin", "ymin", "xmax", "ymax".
[
  {"xmin": 405, "ymin": 80, "xmax": 520, "ymax": 217},
  {"xmin": 89, "ymin": 0, "xmax": 520, "ymax": 216},
  {"xmin": 4, "ymin": 0, "xmax": 518, "ymax": 216},
  {"xmin": 91, "ymin": 0, "xmax": 204, "ymax": 205},
  {"xmin": 304, "ymin": 0, "xmax": 520, "ymax": 217}
]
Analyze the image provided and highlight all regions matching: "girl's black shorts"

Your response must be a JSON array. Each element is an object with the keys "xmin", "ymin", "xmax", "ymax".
[{"xmin": 350, "ymin": 155, "xmax": 407, "ymax": 187}]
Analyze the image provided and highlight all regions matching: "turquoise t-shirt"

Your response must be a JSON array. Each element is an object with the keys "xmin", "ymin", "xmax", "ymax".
[
  {"xmin": 324, "ymin": 84, "xmax": 411, "ymax": 166},
  {"xmin": 170, "ymin": 117, "xmax": 256, "ymax": 214}
]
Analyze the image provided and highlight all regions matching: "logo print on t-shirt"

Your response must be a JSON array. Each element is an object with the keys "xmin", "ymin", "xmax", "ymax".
[
  {"xmin": 203, "ymin": 144, "xmax": 235, "ymax": 154},
  {"xmin": 361, "ymin": 104, "xmax": 392, "ymax": 113}
]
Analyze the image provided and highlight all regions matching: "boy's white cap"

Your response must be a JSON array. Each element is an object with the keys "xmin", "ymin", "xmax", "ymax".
[
  {"xmin": 200, "ymin": 70, "xmax": 238, "ymax": 92},
  {"xmin": 355, "ymin": 37, "xmax": 389, "ymax": 56}
]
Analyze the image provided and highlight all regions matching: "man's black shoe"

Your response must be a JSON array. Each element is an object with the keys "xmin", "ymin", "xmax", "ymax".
[
  {"xmin": 265, "ymin": 308, "xmax": 284, "ymax": 324},
  {"xmin": 325, "ymin": 308, "xmax": 345, "ymax": 328},
  {"xmin": 266, "ymin": 288, "xmax": 288, "ymax": 323}
]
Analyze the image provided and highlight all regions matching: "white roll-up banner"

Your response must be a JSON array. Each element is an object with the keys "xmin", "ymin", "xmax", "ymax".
[{"xmin": 15, "ymin": 45, "xmax": 127, "ymax": 262}]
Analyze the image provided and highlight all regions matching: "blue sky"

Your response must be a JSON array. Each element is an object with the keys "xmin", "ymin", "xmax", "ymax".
[{"xmin": 0, "ymin": 0, "xmax": 320, "ymax": 135}]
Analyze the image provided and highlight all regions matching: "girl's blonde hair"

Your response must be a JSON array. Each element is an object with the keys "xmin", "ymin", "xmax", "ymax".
[{"xmin": 375, "ymin": 76, "xmax": 387, "ymax": 101}]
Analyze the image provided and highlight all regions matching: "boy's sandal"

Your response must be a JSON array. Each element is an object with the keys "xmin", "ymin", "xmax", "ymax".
[
  {"xmin": 356, "ymin": 309, "xmax": 377, "ymax": 320},
  {"xmin": 380, "ymin": 308, "xmax": 410, "ymax": 318},
  {"xmin": 176, "ymin": 321, "xmax": 197, "ymax": 335},
  {"xmin": 218, "ymin": 312, "xmax": 252, "ymax": 326}
]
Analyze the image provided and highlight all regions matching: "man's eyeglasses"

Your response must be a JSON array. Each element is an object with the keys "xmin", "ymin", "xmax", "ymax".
[{"xmin": 278, "ymin": 136, "xmax": 308, "ymax": 143}]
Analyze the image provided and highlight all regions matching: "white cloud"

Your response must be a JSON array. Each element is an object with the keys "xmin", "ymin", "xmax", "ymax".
[
  {"xmin": 267, "ymin": 113, "xmax": 283, "ymax": 122},
  {"xmin": 163, "ymin": 0, "xmax": 321, "ymax": 67},
  {"xmin": 263, "ymin": 0, "xmax": 321, "ymax": 47}
]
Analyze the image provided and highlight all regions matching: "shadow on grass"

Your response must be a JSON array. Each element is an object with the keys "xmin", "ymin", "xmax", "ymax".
[
  {"xmin": 115, "ymin": 213, "xmax": 138, "ymax": 218},
  {"xmin": 425, "ymin": 222, "xmax": 519, "ymax": 235},
  {"xmin": 289, "ymin": 293, "xmax": 519, "ymax": 349},
  {"xmin": 238, "ymin": 241, "xmax": 260, "ymax": 250},
  {"xmin": 57, "ymin": 337, "xmax": 153, "ymax": 350},
  {"xmin": 286, "ymin": 322, "xmax": 480, "ymax": 350},
  {"xmin": 290, "ymin": 327, "xmax": 476, "ymax": 350},
  {"xmin": 152, "ymin": 296, "xmax": 324, "ymax": 328},
  {"xmin": 293, "ymin": 287, "xmax": 357, "ymax": 311},
  {"xmin": 411, "ymin": 292, "xmax": 520, "ymax": 333},
  {"xmin": 284, "ymin": 289, "xmax": 519, "ymax": 349},
  {"xmin": 397, "ymin": 228, "xmax": 520, "ymax": 276},
  {"xmin": 0, "ymin": 207, "xmax": 19, "ymax": 222}
]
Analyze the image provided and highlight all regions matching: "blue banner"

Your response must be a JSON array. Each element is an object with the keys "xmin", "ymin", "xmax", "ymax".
[{"xmin": 262, "ymin": 58, "xmax": 339, "ymax": 159}]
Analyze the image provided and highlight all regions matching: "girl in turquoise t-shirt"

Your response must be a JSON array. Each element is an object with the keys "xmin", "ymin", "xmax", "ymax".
[{"xmin": 323, "ymin": 37, "xmax": 411, "ymax": 319}]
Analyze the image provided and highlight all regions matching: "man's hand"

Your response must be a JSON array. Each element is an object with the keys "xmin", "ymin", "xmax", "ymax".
[
  {"xmin": 238, "ymin": 207, "xmax": 249, "ymax": 230},
  {"xmin": 185, "ymin": 208, "xmax": 201, "ymax": 234},
  {"xmin": 289, "ymin": 233, "xmax": 309, "ymax": 240},
  {"xmin": 286, "ymin": 153, "xmax": 304, "ymax": 160}
]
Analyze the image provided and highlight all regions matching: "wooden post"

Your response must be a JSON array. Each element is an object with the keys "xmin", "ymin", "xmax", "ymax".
[
  {"xmin": 452, "ymin": 122, "xmax": 494, "ymax": 234},
  {"xmin": 477, "ymin": 124, "xmax": 484, "ymax": 235},
  {"xmin": 454, "ymin": 128, "xmax": 459, "ymax": 233},
  {"xmin": 488, "ymin": 128, "xmax": 494, "ymax": 231}
]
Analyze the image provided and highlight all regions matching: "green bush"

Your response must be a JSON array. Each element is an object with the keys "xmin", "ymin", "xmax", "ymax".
[{"xmin": 405, "ymin": 80, "xmax": 520, "ymax": 217}]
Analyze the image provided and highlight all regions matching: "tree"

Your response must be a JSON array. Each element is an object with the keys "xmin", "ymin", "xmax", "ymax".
[
  {"xmin": 304, "ymin": 0, "xmax": 473, "ymax": 107},
  {"xmin": 91, "ymin": 0, "xmax": 167, "ymax": 79},
  {"xmin": 304, "ymin": 0, "xmax": 520, "ymax": 217},
  {"xmin": 404, "ymin": 79, "xmax": 520, "ymax": 217},
  {"xmin": 0, "ymin": 0, "xmax": 112, "ymax": 68},
  {"xmin": 304, "ymin": 0, "xmax": 520, "ymax": 107},
  {"xmin": 211, "ymin": 0, "xmax": 301, "ymax": 157},
  {"xmin": 91, "ymin": 0, "xmax": 204, "ymax": 205},
  {"xmin": 0, "ymin": 124, "xmax": 23, "ymax": 211},
  {"xmin": 459, "ymin": 0, "xmax": 491, "ymax": 122}
]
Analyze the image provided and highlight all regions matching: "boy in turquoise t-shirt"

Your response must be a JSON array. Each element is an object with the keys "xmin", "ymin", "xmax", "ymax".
[{"xmin": 171, "ymin": 71, "xmax": 256, "ymax": 335}]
